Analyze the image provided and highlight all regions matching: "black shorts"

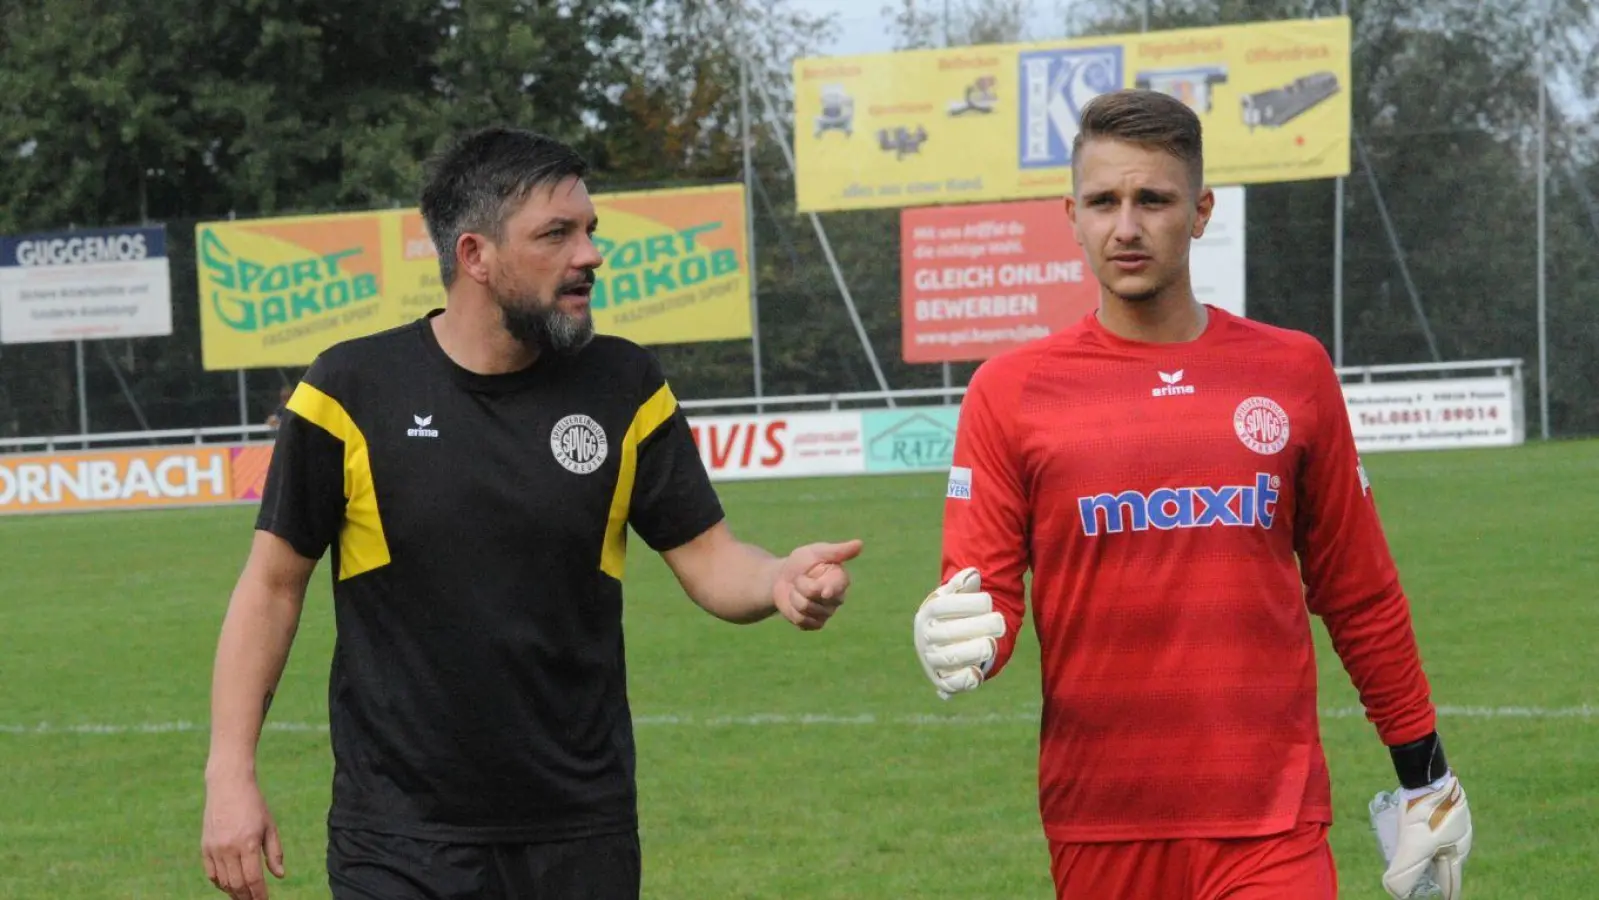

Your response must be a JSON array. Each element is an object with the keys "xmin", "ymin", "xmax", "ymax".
[{"xmin": 327, "ymin": 826, "xmax": 641, "ymax": 900}]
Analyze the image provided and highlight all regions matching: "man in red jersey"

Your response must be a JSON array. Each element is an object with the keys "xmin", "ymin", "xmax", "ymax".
[{"xmin": 912, "ymin": 89, "xmax": 1472, "ymax": 899}]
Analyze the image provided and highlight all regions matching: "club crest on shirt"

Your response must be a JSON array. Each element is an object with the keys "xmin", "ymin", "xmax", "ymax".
[
  {"xmin": 1233, "ymin": 396, "xmax": 1290, "ymax": 455},
  {"xmin": 550, "ymin": 414, "xmax": 608, "ymax": 475}
]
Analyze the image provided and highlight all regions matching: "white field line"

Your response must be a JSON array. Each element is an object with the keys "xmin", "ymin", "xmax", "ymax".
[{"xmin": 1, "ymin": 705, "xmax": 1595, "ymax": 735}]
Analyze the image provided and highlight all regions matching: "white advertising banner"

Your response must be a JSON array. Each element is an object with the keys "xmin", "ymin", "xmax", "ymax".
[
  {"xmin": 1191, "ymin": 185, "xmax": 1246, "ymax": 316},
  {"xmin": 1341, "ymin": 376, "xmax": 1521, "ymax": 452},
  {"xmin": 0, "ymin": 225, "xmax": 174, "ymax": 344},
  {"xmin": 686, "ymin": 411, "xmax": 866, "ymax": 481}
]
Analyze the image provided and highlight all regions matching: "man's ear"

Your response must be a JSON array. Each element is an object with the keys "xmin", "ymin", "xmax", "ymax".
[
  {"xmin": 455, "ymin": 232, "xmax": 494, "ymax": 285},
  {"xmin": 1192, "ymin": 187, "xmax": 1216, "ymax": 240},
  {"xmin": 1064, "ymin": 194, "xmax": 1084, "ymax": 247}
]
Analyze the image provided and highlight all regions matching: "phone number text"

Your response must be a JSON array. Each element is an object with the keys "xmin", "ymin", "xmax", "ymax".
[{"xmin": 1357, "ymin": 406, "xmax": 1503, "ymax": 426}]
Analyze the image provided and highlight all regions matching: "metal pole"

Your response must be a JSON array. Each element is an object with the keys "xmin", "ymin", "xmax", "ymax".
[
  {"xmin": 1353, "ymin": 132, "xmax": 1441, "ymax": 362},
  {"xmin": 75, "ymin": 339, "xmax": 88, "ymax": 445},
  {"xmin": 739, "ymin": 54, "xmax": 764, "ymax": 413},
  {"xmin": 237, "ymin": 369, "xmax": 249, "ymax": 441},
  {"xmin": 1141, "ymin": 0, "xmax": 1149, "ymax": 31},
  {"xmin": 98, "ymin": 342, "xmax": 151, "ymax": 433},
  {"xmin": 1536, "ymin": 6, "xmax": 1549, "ymax": 440},
  {"xmin": 1334, "ymin": 0, "xmax": 1348, "ymax": 366},
  {"xmin": 1334, "ymin": 180, "xmax": 1345, "ymax": 365},
  {"xmin": 942, "ymin": 0, "xmax": 953, "ymax": 395},
  {"xmin": 748, "ymin": 56, "xmax": 896, "ymax": 404}
]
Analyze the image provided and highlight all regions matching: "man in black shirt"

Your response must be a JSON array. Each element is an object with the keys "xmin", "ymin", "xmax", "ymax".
[{"xmin": 201, "ymin": 127, "xmax": 865, "ymax": 900}]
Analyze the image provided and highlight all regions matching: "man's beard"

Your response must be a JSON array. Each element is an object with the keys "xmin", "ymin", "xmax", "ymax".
[{"xmin": 497, "ymin": 275, "xmax": 596, "ymax": 358}]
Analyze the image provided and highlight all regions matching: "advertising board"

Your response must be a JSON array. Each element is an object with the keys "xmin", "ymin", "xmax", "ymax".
[
  {"xmin": 0, "ymin": 446, "xmax": 233, "ymax": 514},
  {"xmin": 195, "ymin": 185, "xmax": 752, "ymax": 369},
  {"xmin": 1342, "ymin": 376, "xmax": 1521, "ymax": 452},
  {"xmin": 794, "ymin": 17, "xmax": 1351, "ymax": 212},
  {"xmin": 862, "ymin": 407, "xmax": 960, "ymax": 473},
  {"xmin": 686, "ymin": 411, "xmax": 865, "ymax": 481},
  {"xmin": 0, "ymin": 225, "xmax": 173, "ymax": 343},
  {"xmin": 0, "ymin": 373, "xmax": 1521, "ymax": 518},
  {"xmin": 900, "ymin": 188, "xmax": 1244, "ymax": 362}
]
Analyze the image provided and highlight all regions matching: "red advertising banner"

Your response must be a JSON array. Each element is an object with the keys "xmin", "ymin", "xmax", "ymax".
[{"xmin": 900, "ymin": 199, "xmax": 1098, "ymax": 363}]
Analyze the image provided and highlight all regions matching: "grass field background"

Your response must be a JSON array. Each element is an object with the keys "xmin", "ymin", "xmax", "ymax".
[{"xmin": 2, "ymin": 438, "xmax": 1596, "ymax": 898}]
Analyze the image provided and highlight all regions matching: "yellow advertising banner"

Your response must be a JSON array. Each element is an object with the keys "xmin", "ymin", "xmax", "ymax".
[
  {"xmin": 196, "ymin": 184, "xmax": 750, "ymax": 370},
  {"xmin": 195, "ymin": 209, "xmax": 436, "ymax": 370},
  {"xmin": 792, "ymin": 16, "xmax": 1351, "ymax": 213},
  {"xmin": 589, "ymin": 184, "xmax": 752, "ymax": 346}
]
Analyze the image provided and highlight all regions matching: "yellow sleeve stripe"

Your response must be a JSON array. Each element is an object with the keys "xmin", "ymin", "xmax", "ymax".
[
  {"xmin": 599, "ymin": 382, "xmax": 680, "ymax": 580},
  {"xmin": 286, "ymin": 382, "xmax": 391, "ymax": 581}
]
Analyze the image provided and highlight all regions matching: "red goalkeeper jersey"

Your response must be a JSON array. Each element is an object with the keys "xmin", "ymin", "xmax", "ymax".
[{"xmin": 941, "ymin": 306, "xmax": 1437, "ymax": 844}]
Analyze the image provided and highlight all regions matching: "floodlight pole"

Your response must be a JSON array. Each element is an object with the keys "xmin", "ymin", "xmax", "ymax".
[
  {"xmin": 942, "ymin": 1, "xmax": 954, "ymax": 397},
  {"xmin": 739, "ymin": 53, "xmax": 764, "ymax": 412},
  {"xmin": 1334, "ymin": 0, "xmax": 1348, "ymax": 367},
  {"xmin": 1536, "ymin": 4, "xmax": 1549, "ymax": 440},
  {"xmin": 1333, "ymin": 181, "xmax": 1345, "ymax": 366}
]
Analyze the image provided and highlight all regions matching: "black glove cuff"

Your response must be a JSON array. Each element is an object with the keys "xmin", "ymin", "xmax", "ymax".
[{"xmin": 1389, "ymin": 731, "xmax": 1449, "ymax": 789}]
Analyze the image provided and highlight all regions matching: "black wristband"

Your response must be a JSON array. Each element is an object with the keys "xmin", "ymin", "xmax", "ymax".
[{"xmin": 1389, "ymin": 731, "xmax": 1449, "ymax": 789}]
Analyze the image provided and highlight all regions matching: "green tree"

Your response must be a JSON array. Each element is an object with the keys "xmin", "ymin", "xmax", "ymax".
[
  {"xmin": 0, "ymin": 0, "xmax": 852, "ymax": 433},
  {"xmin": 0, "ymin": 0, "xmax": 631, "ymax": 434}
]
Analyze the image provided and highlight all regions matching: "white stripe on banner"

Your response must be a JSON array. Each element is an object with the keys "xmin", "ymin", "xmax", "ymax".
[{"xmin": 1, "ymin": 705, "xmax": 1595, "ymax": 735}]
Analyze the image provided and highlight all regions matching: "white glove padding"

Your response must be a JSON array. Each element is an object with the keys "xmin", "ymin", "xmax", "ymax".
[
  {"xmin": 1373, "ymin": 773, "xmax": 1473, "ymax": 900},
  {"xmin": 913, "ymin": 567, "xmax": 1006, "ymax": 699}
]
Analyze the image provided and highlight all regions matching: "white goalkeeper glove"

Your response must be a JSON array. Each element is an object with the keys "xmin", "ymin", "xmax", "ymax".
[
  {"xmin": 1372, "ymin": 772, "xmax": 1473, "ymax": 900},
  {"xmin": 912, "ymin": 567, "xmax": 1006, "ymax": 699}
]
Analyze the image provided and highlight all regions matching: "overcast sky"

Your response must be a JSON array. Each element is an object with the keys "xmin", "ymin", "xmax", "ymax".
[
  {"xmin": 800, "ymin": 0, "xmax": 1586, "ymax": 117},
  {"xmin": 802, "ymin": 0, "xmax": 1070, "ymax": 56},
  {"xmin": 803, "ymin": 0, "xmax": 900, "ymax": 56}
]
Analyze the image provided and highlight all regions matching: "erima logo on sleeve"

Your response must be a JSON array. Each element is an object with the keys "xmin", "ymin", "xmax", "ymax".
[
  {"xmin": 1078, "ymin": 474, "xmax": 1281, "ymax": 536},
  {"xmin": 947, "ymin": 466, "xmax": 972, "ymax": 500}
]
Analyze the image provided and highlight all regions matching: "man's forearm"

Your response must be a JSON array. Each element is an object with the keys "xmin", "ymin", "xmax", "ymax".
[
  {"xmin": 1319, "ymin": 581, "xmax": 1437, "ymax": 748},
  {"xmin": 685, "ymin": 541, "xmax": 784, "ymax": 624},
  {"xmin": 205, "ymin": 583, "xmax": 305, "ymax": 781}
]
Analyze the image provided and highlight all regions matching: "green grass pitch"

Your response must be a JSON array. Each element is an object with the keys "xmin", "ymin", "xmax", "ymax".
[{"xmin": 1, "ymin": 439, "xmax": 1596, "ymax": 899}]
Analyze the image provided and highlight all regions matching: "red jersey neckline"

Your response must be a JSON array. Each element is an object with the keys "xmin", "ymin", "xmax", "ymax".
[{"xmin": 1080, "ymin": 302, "xmax": 1231, "ymax": 353}]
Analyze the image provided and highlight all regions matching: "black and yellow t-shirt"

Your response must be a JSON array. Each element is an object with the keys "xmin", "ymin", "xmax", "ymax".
[{"xmin": 256, "ymin": 310, "xmax": 724, "ymax": 843}]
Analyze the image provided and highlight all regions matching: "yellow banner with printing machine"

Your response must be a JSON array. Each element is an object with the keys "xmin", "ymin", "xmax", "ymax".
[{"xmin": 792, "ymin": 16, "xmax": 1351, "ymax": 213}]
